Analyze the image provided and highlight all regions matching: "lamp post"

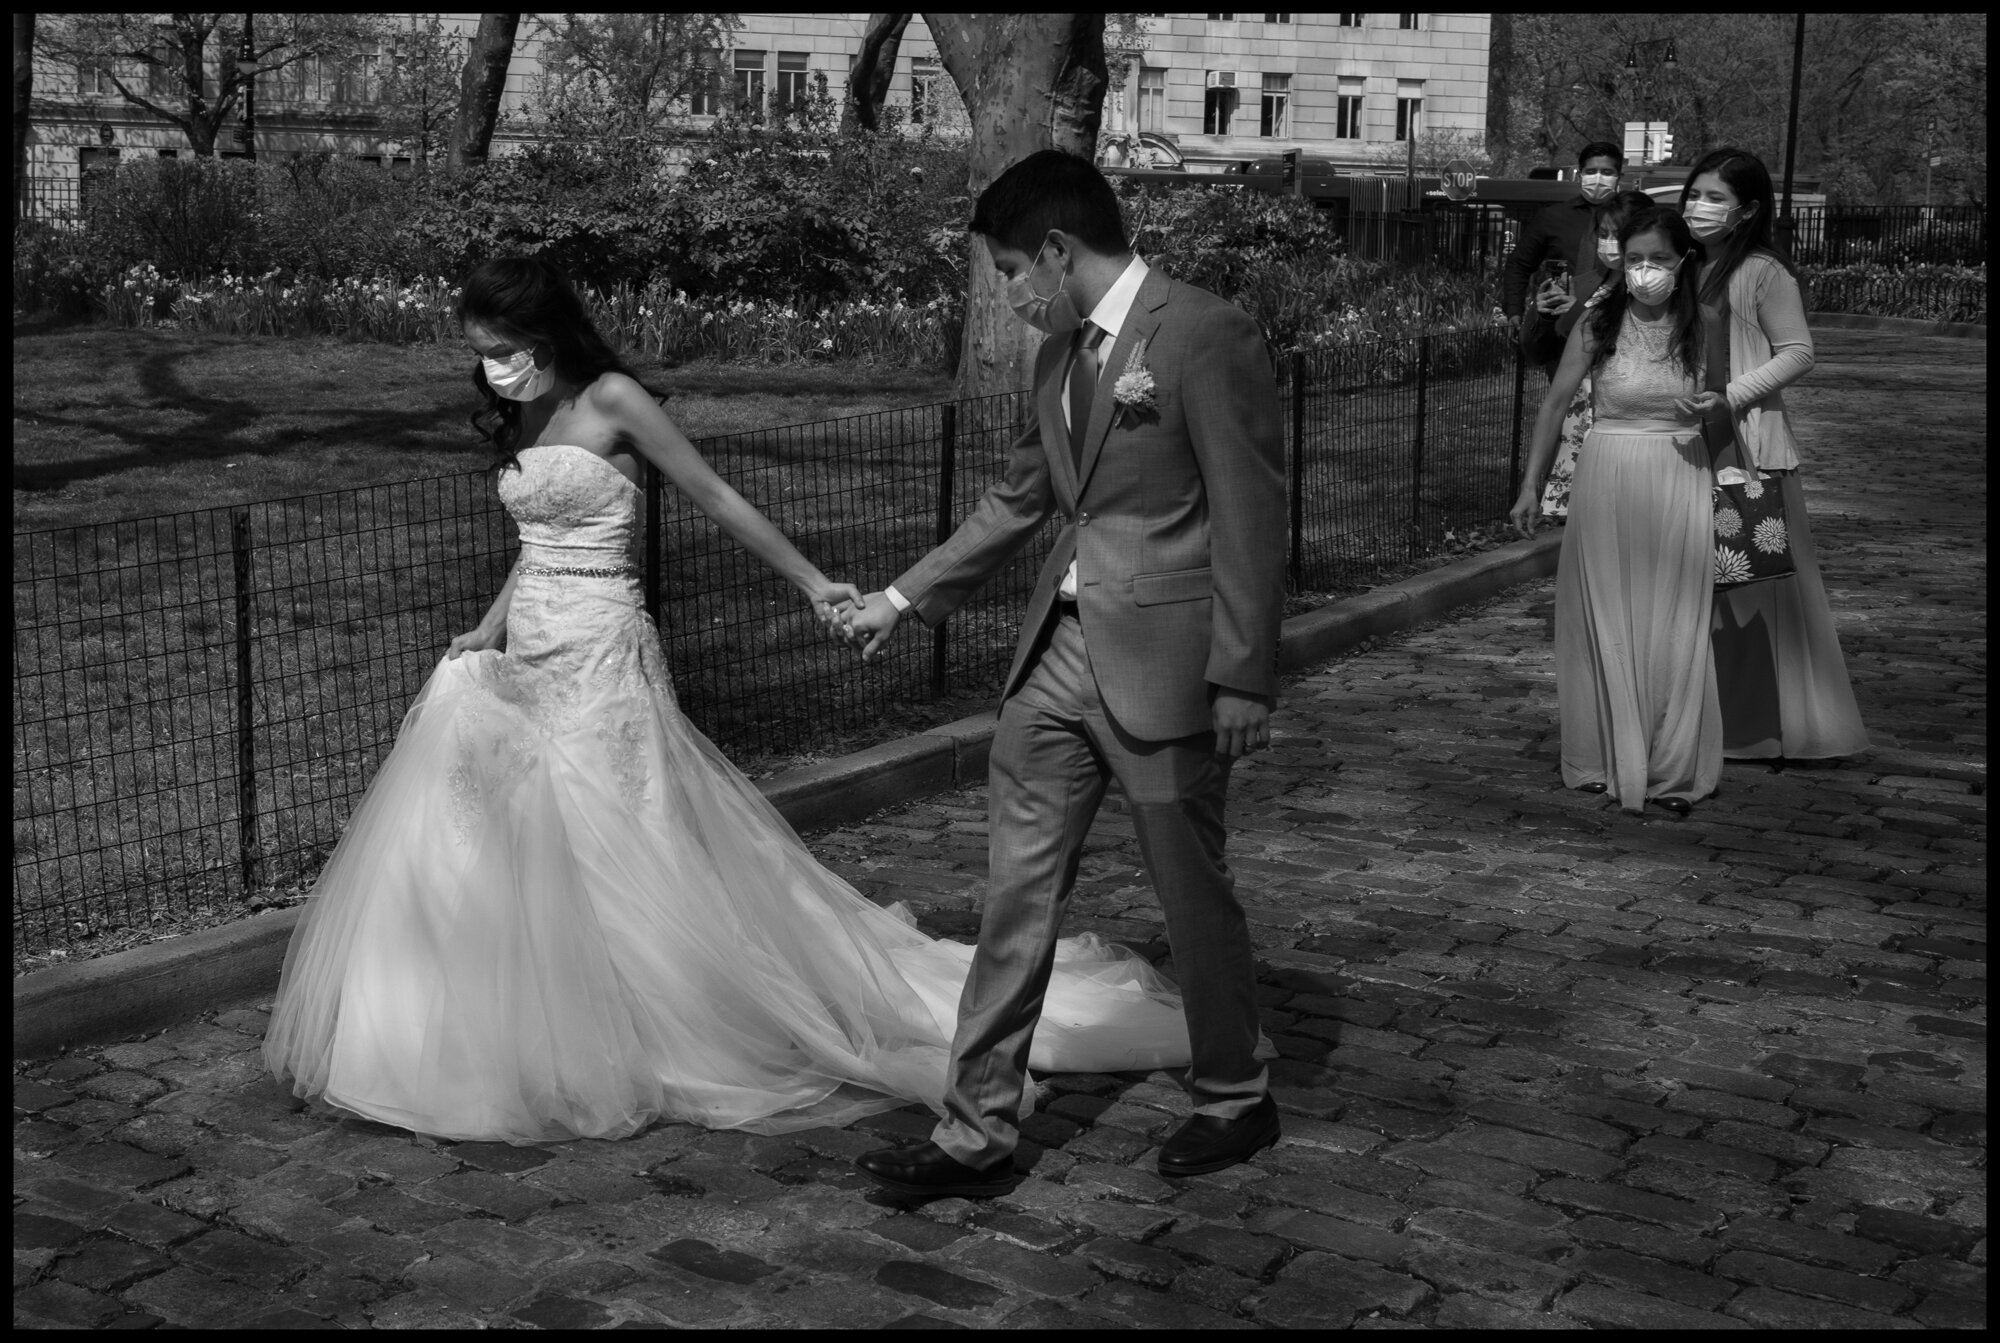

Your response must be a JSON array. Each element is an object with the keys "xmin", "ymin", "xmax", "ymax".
[{"xmin": 1778, "ymin": 14, "xmax": 1805, "ymax": 253}]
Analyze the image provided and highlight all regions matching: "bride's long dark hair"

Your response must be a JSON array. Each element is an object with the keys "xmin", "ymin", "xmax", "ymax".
[{"xmin": 456, "ymin": 256, "xmax": 661, "ymax": 473}]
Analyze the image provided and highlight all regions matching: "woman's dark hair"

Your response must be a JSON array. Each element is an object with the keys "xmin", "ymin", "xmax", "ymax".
[
  {"xmin": 969, "ymin": 148, "xmax": 1130, "ymax": 257},
  {"xmin": 1577, "ymin": 140, "xmax": 1626, "ymax": 171},
  {"xmin": 1593, "ymin": 189, "xmax": 1658, "ymax": 242},
  {"xmin": 456, "ymin": 255, "xmax": 655, "ymax": 473},
  {"xmin": 1678, "ymin": 145, "xmax": 1799, "ymax": 304},
  {"xmin": 1587, "ymin": 206, "xmax": 1704, "ymax": 380}
]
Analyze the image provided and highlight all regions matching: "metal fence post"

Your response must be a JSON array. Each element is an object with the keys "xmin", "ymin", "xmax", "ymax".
[
  {"xmin": 1289, "ymin": 351, "xmax": 1305, "ymax": 591},
  {"xmin": 231, "ymin": 509, "xmax": 258, "ymax": 899},
  {"xmin": 1508, "ymin": 342, "xmax": 1528, "ymax": 499},
  {"xmin": 643, "ymin": 459, "xmax": 663, "ymax": 628},
  {"xmin": 1410, "ymin": 333, "xmax": 1429, "ymax": 545},
  {"xmin": 931, "ymin": 402, "xmax": 956, "ymax": 697}
]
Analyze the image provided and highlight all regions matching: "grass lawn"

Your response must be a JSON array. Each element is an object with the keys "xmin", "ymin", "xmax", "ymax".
[{"xmin": 12, "ymin": 315, "xmax": 955, "ymax": 531}]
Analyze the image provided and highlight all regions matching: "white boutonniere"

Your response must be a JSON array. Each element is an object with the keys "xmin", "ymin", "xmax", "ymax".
[{"xmin": 1111, "ymin": 338, "xmax": 1157, "ymax": 427}]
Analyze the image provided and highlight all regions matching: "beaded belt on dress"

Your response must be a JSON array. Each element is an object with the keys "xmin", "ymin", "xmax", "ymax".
[{"xmin": 518, "ymin": 562, "xmax": 637, "ymax": 578}]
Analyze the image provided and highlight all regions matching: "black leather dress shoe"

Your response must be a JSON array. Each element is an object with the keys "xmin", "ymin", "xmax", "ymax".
[
  {"xmin": 1157, "ymin": 1094, "xmax": 1281, "ymax": 1177},
  {"xmin": 1578, "ymin": 781, "xmax": 1608, "ymax": 794},
  {"xmin": 1651, "ymin": 796, "xmax": 1692, "ymax": 818},
  {"xmin": 854, "ymin": 1140, "xmax": 1021, "ymax": 1199}
]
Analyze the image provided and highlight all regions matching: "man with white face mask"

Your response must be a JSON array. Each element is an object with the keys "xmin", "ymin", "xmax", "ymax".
[
  {"xmin": 1505, "ymin": 141, "xmax": 1627, "ymax": 377},
  {"xmin": 840, "ymin": 149, "xmax": 1289, "ymax": 1200}
]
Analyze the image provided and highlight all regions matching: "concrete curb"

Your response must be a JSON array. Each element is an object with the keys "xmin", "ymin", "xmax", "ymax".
[
  {"xmin": 1808, "ymin": 312, "xmax": 1987, "ymax": 339},
  {"xmin": 14, "ymin": 531, "xmax": 1564, "ymax": 1059}
]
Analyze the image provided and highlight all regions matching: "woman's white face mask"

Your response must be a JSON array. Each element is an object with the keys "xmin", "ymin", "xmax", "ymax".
[{"xmin": 481, "ymin": 347, "xmax": 555, "ymax": 401}]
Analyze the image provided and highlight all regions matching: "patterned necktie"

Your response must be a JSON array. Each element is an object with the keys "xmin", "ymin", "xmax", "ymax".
[{"xmin": 1068, "ymin": 321, "xmax": 1106, "ymax": 472}]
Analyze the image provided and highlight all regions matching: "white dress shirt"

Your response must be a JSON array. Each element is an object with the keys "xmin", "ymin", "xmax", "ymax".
[{"xmin": 887, "ymin": 254, "xmax": 1150, "ymax": 614}]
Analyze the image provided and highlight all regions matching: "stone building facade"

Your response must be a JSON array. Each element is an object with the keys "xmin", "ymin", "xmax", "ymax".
[{"xmin": 24, "ymin": 13, "xmax": 1490, "ymax": 212}]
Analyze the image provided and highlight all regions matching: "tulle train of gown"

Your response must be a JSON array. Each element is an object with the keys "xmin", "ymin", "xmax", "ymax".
[
  {"xmin": 1554, "ymin": 314, "xmax": 1722, "ymax": 810},
  {"xmin": 1708, "ymin": 442, "xmax": 1869, "ymax": 759},
  {"xmin": 263, "ymin": 444, "xmax": 1195, "ymax": 1144}
]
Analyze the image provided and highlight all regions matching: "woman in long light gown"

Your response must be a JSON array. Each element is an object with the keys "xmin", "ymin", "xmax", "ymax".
[
  {"xmin": 1680, "ymin": 147, "xmax": 1867, "ymax": 761},
  {"xmin": 1511, "ymin": 207, "xmax": 1724, "ymax": 817},
  {"xmin": 263, "ymin": 257, "xmax": 1196, "ymax": 1144},
  {"xmin": 1537, "ymin": 190, "xmax": 1658, "ymax": 522}
]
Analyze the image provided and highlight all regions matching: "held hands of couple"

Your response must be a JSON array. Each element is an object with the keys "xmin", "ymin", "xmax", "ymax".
[
  {"xmin": 803, "ymin": 578, "xmax": 866, "ymax": 637},
  {"xmin": 829, "ymin": 592, "xmax": 901, "ymax": 661}
]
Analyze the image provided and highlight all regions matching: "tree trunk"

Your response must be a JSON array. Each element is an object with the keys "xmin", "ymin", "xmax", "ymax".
[
  {"xmin": 843, "ymin": 12, "xmax": 910, "ymax": 133},
  {"xmin": 183, "ymin": 19, "xmax": 216, "ymax": 155},
  {"xmin": 926, "ymin": 13, "xmax": 1109, "ymax": 401},
  {"xmin": 13, "ymin": 12, "xmax": 32, "ymax": 227},
  {"xmin": 448, "ymin": 12, "xmax": 518, "ymax": 171},
  {"xmin": 1485, "ymin": 13, "xmax": 1511, "ymax": 176}
]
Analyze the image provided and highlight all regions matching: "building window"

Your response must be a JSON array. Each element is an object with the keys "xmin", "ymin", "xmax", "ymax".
[
  {"xmin": 1203, "ymin": 78, "xmax": 1238, "ymax": 135},
  {"xmin": 284, "ymin": 54, "xmax": 367, "ymax": 103},
  {"xmin": 689, "ymin": 49, "xmax": 722, "ymax": 115},
  {"xmin": 1260, "ymin": 74, "xmax": 1290, "ymax": 138},
  {"xmin": 1264, "ymin": 12, "xmax": 1292, "ymax": 21},
  {"xmin": 776, "ymin": 51, "xmax": 810, "ymax": 115},
  {"xmin": 1206, "ymin": 12, "xmax": 1236, "ymax": 19},
  {"xmin": 1396, "ymin": 89, "xmax": 1423, "ymax": 141},
  {"xmin": 733, "ymin": 49, "xmax": 766, "ymax": 116},
  {"xmin": 1399, "ymin": 13, "xmax": 1422, "ymax": 29},
  {"xmin": 1137, "ymin": 67, "xmax": 1165, "ymax": 133},
  {"xmin": 157, "ymin": 148, "xmax": 178, "ymax": 158},
  {"xmin": 909, "ymin": 57, "xmax": 939, "ymax": 124},
  {"xmin": 1338, "ymin": 12, "xmax": 1364, "ymax": 25},
  {"xmin": 1336, "ymin": 78, "xmax": 1364, "ymax": 139}
]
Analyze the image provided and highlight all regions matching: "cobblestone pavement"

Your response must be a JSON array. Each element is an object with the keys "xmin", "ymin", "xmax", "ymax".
[{"xmin": 14, "ymin": 329, "xmax": 1985, "ymax": 1329}]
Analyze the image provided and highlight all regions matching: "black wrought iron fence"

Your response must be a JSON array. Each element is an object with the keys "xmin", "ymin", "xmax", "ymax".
[
  {"xmin": 1786, "ymin": 206, "xmax": 1986, "ymax": 266},
  {"xmin": 13, "ymin": 330, "xmax": 1528, "ymax": 965},
  {"xmin": 1804, "ymin": 267, "xmax": 1987, "ymax": 325}
]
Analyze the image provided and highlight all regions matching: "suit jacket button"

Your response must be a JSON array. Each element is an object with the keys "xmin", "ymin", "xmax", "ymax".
[{"xmin": 1078, "ymin": 512, "xmax": 1091, "ymax": 526}]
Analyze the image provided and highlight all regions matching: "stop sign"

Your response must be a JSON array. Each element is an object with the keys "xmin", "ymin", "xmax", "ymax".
[{"xmin": 1441, "ymin": 158, "xmax": 1477, "ymax": 201}]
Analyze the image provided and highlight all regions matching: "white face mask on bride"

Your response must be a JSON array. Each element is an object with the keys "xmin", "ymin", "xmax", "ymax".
[{"xmin": 481, "ymin": 347, "xmax": 556, "ymax": 401}]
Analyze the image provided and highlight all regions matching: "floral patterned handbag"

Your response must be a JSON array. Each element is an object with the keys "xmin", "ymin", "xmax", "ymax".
[
  {"xmin": 1712, "ymin": 468, "xmax": 1795, "ymax": 587},
  {"xmin": 1704, "ymin": 309, "xmax": 1795, "ymax": 588}
]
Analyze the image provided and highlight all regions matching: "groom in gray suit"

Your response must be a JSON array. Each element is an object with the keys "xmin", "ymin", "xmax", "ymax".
[{"xmin": 841, "ymin": 149, "xmax": 1288, "ymax": 1197}]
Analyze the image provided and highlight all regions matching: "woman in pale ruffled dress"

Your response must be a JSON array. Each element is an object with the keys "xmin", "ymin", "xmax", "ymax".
[
  {"xmin": 1680, "ymin": 147, "xmax": 1867, "ymax": 761},
  {"xmin": 1512, "ymin": 208, "xmax": 1725, "ymax": 816}
]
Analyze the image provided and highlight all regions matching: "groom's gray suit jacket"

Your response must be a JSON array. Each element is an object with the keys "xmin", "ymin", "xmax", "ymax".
[{"xmin": 895, "ymin": 267, "xmax": 1288, "ymax": 739}]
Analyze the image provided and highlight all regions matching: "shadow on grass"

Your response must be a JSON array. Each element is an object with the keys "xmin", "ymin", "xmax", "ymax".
[{"xmin": 15, "ymin": 333, "xmax": 475, "ymax": 495}]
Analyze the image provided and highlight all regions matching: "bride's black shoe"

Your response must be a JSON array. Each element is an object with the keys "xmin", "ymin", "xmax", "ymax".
[
  {"xmin": 1650, "ymin": 796, "xmax": 1692, "ymax": 818},
  {"xmin": 855, "ymin": 1140, "xmax": 1021, "ymax": 1199}
]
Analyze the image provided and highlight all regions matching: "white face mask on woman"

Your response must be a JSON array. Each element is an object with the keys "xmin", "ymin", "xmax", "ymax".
[
  {"xmin": 1596, "ymin": 236, "xmax": 1624, "ymax": 269},
  {"xmin": 1625, "ymin": 255, "xmax": 1684, "ymax": 305},
  {"xmin": 481, "ymin": 347, "xmax": 555, "ymax": 401},
  {"xmin": 1683, "ymin": 198, "xmax": 1742, "ymax": 241}
]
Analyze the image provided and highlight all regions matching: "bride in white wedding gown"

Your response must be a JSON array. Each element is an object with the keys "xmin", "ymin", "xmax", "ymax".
[{"xmin": 263, "ymin": 257, "xmax": 1195, "ymax": 1144}]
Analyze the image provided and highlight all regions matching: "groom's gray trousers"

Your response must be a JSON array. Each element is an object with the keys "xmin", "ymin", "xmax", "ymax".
[{"xmin": 931, "ymin": 608, "xmax": 1269, "ymax": 1169}]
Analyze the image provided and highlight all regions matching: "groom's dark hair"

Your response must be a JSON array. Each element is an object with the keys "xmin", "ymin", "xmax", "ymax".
[{"xmin": 970, "ymin": 149, "xmax": 1130, "ymax": 257}]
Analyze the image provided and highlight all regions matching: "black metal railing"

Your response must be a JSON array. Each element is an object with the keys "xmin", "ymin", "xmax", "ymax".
[
  {"xmin": 1785, "ymin": 206, "xmax": 1986, "ymax": 267},
  {"xmin": 13, "ymin": 327, "xmax": 1528, "ymax": 964}
]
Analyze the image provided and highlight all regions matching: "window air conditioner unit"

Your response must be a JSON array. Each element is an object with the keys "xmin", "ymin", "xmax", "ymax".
[{"xmin": 1206, "ymin": 71, "xmax": 1238, "ymax": 90}]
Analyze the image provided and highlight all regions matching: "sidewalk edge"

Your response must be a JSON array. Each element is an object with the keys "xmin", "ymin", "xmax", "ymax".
[{"xmin": 14, "ymin": 532, "xmax": 1563, "ymax": 1058}]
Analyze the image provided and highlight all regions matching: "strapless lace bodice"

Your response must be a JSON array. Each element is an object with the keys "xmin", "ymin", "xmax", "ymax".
[
  {"xmin": 496, "ymin": 444, "xmax": 639, "ymax": 570},
  {"xmin": 1593, "ymin": 313, "xmax": 1700, "ymax": 422}
]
